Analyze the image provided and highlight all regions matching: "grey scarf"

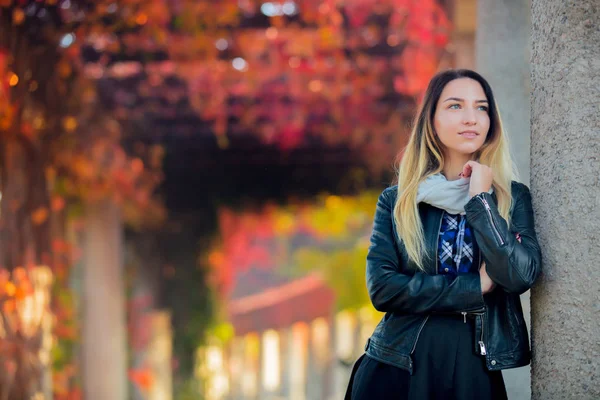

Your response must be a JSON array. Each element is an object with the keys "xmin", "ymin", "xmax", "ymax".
[{"xmin": 416, "ymin": 173, "xmax": 493, "ymax": 215}]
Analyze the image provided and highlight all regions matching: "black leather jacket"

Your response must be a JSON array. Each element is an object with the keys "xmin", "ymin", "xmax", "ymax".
[{"xmin": 364, "ymin": 181, "xmax": 542, "ymax": 374}]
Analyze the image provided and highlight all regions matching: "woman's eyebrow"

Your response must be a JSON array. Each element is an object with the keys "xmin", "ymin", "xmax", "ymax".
[{"xmin": 443, "ymin": 97, "xmax": 489, "ymax": 103}]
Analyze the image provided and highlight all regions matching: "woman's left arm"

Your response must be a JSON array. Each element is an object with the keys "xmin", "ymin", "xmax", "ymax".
[{"xmin": 464, "ymin": 183, "xmax": 542, "ymax": 294}]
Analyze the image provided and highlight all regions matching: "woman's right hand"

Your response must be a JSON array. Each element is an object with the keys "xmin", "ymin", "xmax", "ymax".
[{"xmin": 480, "ymin": 262, "xmax": 496, "ymax": 294}]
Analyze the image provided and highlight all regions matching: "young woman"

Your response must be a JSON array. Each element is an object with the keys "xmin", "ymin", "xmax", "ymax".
[{"xmin": 346, "ymin": 69, "xmax": 542, "ymax": 400}]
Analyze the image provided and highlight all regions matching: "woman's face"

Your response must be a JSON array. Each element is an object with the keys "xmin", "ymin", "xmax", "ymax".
[{"xmin": 433, "ymin": 78, "xmax": 490, "ymax": 159}]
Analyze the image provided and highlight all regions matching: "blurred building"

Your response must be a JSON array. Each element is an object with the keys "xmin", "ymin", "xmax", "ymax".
[{"xmin": 200, "ymin": 271, "xmax": 380, "ymax": 400}]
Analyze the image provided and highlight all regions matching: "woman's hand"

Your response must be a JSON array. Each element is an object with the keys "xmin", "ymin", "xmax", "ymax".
[
  {"xmin": 461, "ymin": 161, "xmax": 493, "ymax": 198},
  {"xmin": 480, "ymin": 262, "xmax": 496, "ymax": 295}
]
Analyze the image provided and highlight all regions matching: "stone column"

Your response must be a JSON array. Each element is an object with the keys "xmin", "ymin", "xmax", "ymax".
[
  {"xmin": 449, "ymin": 0, "xmax": 477, "ymax": 70},
  {"xmin": 82, "ymin": 200, "xmax": 127, "ymax": 400},
  {"xmin": 476, "ymin": 0, "xmax": 531, "ymax": 184},
  {"xmin": 306, "ymin": 317, "xmax": 331, "ymax": 400},
  {"xmin": 530, "ymin": 1, "xmax": 600, "ymax": 399},
  {"xmin": 278, "ymin": 327, "xmax": 290, "ymax": 398},
  {"xmin": 476, "ymin": 2, "xmax": 532, "ymax": 399},
  {"xmin": 228, "ymin": 337, "xmax": 245, "ymax": 399},
  {"xmin": 148, "ymin": 311, "xmax": 173, "ymax": 400}
]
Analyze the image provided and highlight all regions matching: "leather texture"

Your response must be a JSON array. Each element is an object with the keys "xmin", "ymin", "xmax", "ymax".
[{"xmin": 364, "ymin": 181, "xmax": 542, "ymax": 374}]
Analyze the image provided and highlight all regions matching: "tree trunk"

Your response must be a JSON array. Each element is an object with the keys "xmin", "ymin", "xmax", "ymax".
[{"xmin": 0, "ymin": 131, "xmax": 52, "ymax": 400}]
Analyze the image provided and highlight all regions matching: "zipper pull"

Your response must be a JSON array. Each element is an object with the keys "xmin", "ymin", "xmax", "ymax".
[
  {"xmin": 481, "ymin": 196, "xmax": 491, "ymax": 210},
  {"xmin": 479, "ymin": 340, "xmax": 487, "ymax": 355},
  {"xmin": 461, "ymin": 312, "xmax": 467, "ymax": 323}
]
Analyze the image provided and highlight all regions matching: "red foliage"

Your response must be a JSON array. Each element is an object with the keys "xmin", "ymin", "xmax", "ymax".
[{"xmin": 128, "ymin": 368, "xmax": 154, "ymax": 392}]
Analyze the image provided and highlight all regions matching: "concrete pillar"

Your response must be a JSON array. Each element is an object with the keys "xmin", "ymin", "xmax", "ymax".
[
  {"xmin": 288, "ymin": 323, "xmax": 308, "ymax": 400},
  {"xmin": 148, "ymin": 311, "xmax": 173, "ymax": 400},
  {"xmin": 476, "ymin": 0, "xmax": 531, "ymax": 184},
  {"xmin": 476, "ymin": 1, "xmax": 532, "ymax": 399},
  {"xmin": 228, "ymin": 337, "xmax": 245, "ymax": 399},
  {"xmin": 278, "ymin": 327, "xmax": 290, "ymax": 398},
  {"xmin": 82, "ymin": 200, "xmax": 127, "ymax": 400},
  {"xmin": 332, "ymin": 311, "xmax": 357, "ymax": 399},
  {"xmin": 530, "ymin": 1, "xmax": 600, "ymax": 399},
  {"xmin": 449, "ymin": 0, "xmax": 477, "ymax": 69},
  {"xmin": 307, "ymin": 317, "xmax": 331, "ymax": 400}
]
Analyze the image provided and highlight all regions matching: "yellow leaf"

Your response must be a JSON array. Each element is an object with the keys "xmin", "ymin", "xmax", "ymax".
[
  {"xmin": 5, "ymin": 282, "xmax": 16, "ymax": 297},
  {"xmin": 63, "ymin": 116, "xmax": 78, "ymax": 132},
  {"xmin": 274, "ymin": 213, "xmax": 295, "ymax": 234}
]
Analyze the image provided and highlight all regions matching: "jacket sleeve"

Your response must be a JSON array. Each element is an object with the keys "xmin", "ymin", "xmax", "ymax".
[
  {"xmin": 366, "ymin": 188, "xmax": 486, "ymax": 314},
  {"xmin": 464, "ymin": 184, "xmax": 542, "ymax": 295}
]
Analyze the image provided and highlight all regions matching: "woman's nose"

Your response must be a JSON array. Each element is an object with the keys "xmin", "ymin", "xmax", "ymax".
[{"xmin": 462, "ymin": 109, "xmax": 477, "ymax": 125}]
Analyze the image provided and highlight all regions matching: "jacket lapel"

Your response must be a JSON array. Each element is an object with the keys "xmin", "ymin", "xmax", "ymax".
[{"xmin": 419, "ymin": 203, "xmax": 444, "ymax": 275}]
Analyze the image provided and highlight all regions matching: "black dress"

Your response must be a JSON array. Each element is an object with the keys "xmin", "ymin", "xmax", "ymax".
[{"xmin": 346, "ymin": 313, "xmax": 507, "ymax": 400}]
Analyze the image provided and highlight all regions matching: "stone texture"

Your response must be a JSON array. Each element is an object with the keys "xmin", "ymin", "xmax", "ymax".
[
  {"xmin": 476, "ymin": 0, "xmax": 532, "ymax": 185},
  {"xmin": 476, "ymin": 1, "xmax": 532, "ymax": 398},
  {"xmin": 530, "ymin": 1, "xmax": 600, "ymax": 399}
]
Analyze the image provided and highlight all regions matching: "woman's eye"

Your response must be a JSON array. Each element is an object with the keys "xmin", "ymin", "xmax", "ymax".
[
  {"xmin": 449, "ymin": 104, "xmax": 460, "ymax": 109},
  {"xmin": 478, "ymin": 106, "xmax": 489, "ymax": 111}
]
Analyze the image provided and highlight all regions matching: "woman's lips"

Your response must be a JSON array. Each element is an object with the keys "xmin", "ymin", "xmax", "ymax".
[{"xmin": 459, "ymin": 131, "xmax": 479, "ymax": 139}]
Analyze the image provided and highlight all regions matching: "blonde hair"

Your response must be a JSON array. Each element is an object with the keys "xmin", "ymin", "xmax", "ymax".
[{"xmin": 393, "ymin": 69, "xmax": 517, "ymax": 271}]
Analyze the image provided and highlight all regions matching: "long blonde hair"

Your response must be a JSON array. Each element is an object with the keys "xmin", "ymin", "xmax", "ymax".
[{"xmin": 394, "ymin": 69, "xmax": 517, "ymax": 271}]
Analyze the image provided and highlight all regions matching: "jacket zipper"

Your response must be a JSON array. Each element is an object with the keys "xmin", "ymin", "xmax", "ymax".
[
  {"xmin": 477, "ymin": 249, "xmax": 487, "ymax": 355},
  {"xmin": 458, "ymin": 238, "xmax": 486, "ymax": 323},
  {"xmin": 477, "ymin": 195, "xmax": 505, "ymax": 246},
  {"xmin": 478, "ymin": 310, "xmax": 487, "ymax": 355},
  {"xmin": 434, "ymin": 212, "xmax": 443, "ymax": 275},
  {"xmin": 441, "ymin": 210, "xmax": 488, "ymax": 355}
]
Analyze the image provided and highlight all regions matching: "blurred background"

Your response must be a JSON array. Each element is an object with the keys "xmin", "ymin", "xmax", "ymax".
[{"xmin": 0, "ymin": 0, "xmax": 583, "ymax": 400}]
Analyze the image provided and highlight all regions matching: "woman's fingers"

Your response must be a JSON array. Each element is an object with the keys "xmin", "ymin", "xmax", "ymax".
[{"xmin": 461, "ymin": 160, "xmax": 478, "ymax": 177}]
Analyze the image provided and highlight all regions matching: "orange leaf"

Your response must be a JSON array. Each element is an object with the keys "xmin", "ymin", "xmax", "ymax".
[
  {"xmin": 57, "ymin": 61, "xmax": 72, "ymax": 79},
  {"xmin": 12, "ymin": 267, "xmax": 26, "ymax": 281},
  {"xmin": 131, "ymin": 158, "xmax": 144, "ymax": 175},
  {"xmin": 62, "ymin": 116, "xmax": 78, "ymax": 132},
  {"xmin": 52, "ymin": 239, "xmax": 70, "ymax": 254},
  {"xmin": 128, "ymin": 369, "xmax": 154, "ymax": 391},
  {"xmin": 12, "ymin": 9, "xmax": 25, "ymax": 25},
  {"xmin": 51, "ymin": 196, "xmax": 66, "ymax": 212},
  {"xmin": 31, "ymin": 207, "xmax": 49, "ymax": 225},
  {"xmin": 2, "ymin": 298, "xmax": 16, "ymax": 313},
  {"xmin": 14, "ymin": 286, "xmax": 29, "ymax": 300}
]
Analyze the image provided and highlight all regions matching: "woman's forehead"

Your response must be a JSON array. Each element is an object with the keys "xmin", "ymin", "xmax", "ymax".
[{"xmin": 440, "ymin": 78, "xmax": 487, "ymax": 99}]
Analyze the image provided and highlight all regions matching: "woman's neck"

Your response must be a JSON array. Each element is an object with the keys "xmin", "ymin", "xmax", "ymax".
[{"xmin": 442, "ymin": 153, "xmax": 474, "ymax": 181}]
